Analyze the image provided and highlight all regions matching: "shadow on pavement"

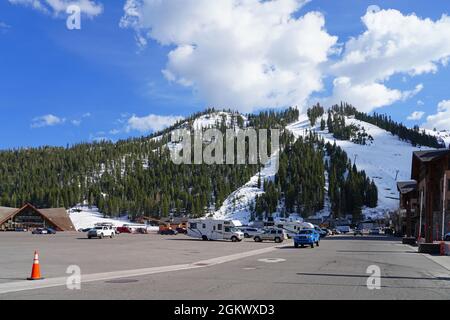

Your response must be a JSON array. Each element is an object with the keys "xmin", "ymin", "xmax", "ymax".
[
  {"xmin": 296, "ymin": 272, "xmax": 450, "ymax": 281},
  {"xmin": 322, "ymin": 236, "xmax": 399, "ymax": 241},
  {"xmin": 336, "ymin": 250, "xmax": 415, "ymax": 254}
]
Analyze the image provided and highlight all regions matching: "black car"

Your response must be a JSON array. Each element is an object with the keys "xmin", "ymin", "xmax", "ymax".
[
  {"xmin": 354, "ymin": 229, "xmax": 363, "ymax": 236},
  {"xmin": 32, "ymin": 228, "xmax": 56, "ymax": 235},
  {"xmin": 159, "ymin": 229, "xmax": 178, "ymax": 235}
]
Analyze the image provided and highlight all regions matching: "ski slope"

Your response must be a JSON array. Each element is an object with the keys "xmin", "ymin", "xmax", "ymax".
[
  {"xmin": 287, "ymin": 115, "xmax": 432, "ymax": 219},
  {"xmin": 213, "ymin": 151, "xmax": 279, "ymax": 223},
  {"xmin": 215, "ymin": 112, "xmax": 435, "ymax": 223}
]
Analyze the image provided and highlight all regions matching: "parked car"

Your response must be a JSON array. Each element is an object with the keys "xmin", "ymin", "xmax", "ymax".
[
  {"xmin": 332, "ymin": 229, "xmax": 342, "ymax": 235},
  {"xmin": 336, "ymin": 226, "xmax": 351, "ymax": 234},
  {"xmin": 87, "ymin": 226, "xmax": 116, "ymax": 239},
  {"xmin": 159, "ymin": 229, "xmax": 178, "ymax": 235},
  {"xmin": 293, "ymin": 229, "xmax": 320, "ymax": 248},
  {"xmin": 239, "ymin": 227, "xmax": 261, "ymax": 238},
  {"xmin": 370, "ymin": 228, "xmax": 381, "ymax": 235},
  {"xmin": 354, "ymin": 228, "xmax": 364, "ymax": 236},
  {"xmin": 176, "ymin": 227, "xmax": 187, "ymax": 234},
  {"xmin": 136, "ymin": 228, "xmax": 148, "ymax": 234},
  {"xmin": 253, "ymin": 228, "xmax": 286, "ymax": 243},
  {"xmin": 314, "ymin": 226, "xmax": 328, "ymax": 238},
  {"xmin": 117, "ymin": 226, "xmax": 132, "ymax": 234},
  {"xmin": 444, "ymin": 233, "xmax": 450, "ymax": 241},
  {"xmin": 32, "ymin": 228, "xmax": 56, "ymax": 235},
  {"xmin": 78, "ymin": 228, "xmax": 92, "ymax": 233}
]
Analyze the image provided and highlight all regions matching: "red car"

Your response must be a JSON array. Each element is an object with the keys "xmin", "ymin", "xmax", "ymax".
[{"xmin": 116, "ymin": 226, "xmax": 132, "ymax": 234}]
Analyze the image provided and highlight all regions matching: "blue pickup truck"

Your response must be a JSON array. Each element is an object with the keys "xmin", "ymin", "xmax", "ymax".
[{"xmin": 293, "ymin": 229, "xmax": 320, "ymax": 248}]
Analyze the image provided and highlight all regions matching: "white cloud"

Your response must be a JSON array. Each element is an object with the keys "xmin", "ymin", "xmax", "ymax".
[
  {"xmin": 323, "ymin": 78, "xmax": 423, "ymax": 112},
  {"xmin": 423, "ymin": 100, "xmax": 450, "ymax": 130},
  {"xmin": 0, "ymin": 22, "xmax": 11, "ymax": 33},
  {"xmin": 407, "ymin": 111, "xmax": 425, "ymax": 121},
  {"xmin": 326, "ymin": 8, "xmax": 450, "ymax": 112},
  {"xmin": 121, "ymin": 0, "xmax": 337, "ymax": 113},
  {"xmin": 109, "ymin": 129, "xmax": 120, "ymax": 135},
  {"xmin": 332, "ymin": 9, "xmax": 450, "ymax": 82},
  {"xmin": 401, "ymin": 84, "xmax": 424, "ymax": 101},
  {"xmin": 71, "ymin": 119, "xmax": 82, "ymax": 126},
  {"xmin": 126, "ymin": 114, "xmax": 184, "ymax": 133},
  {"xmin": 31, "ymin": 114, "xmax": 66, "ymax": 128},
  {"xmin": 8, "ymin": 0, "xmax": 103, "ymax": 17}
]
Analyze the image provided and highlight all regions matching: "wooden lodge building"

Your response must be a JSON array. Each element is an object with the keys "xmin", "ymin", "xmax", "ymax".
[
  {"xmin": 0, "ymin": 203, "xmax": 75, "ymax": 232},
  {"xmin": 397, "ymin": 149, "xmax": 450, "ymax": 243}
]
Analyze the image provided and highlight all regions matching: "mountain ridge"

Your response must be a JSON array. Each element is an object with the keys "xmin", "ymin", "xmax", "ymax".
[{"xmin": 0, "ymin": 105, "xmax": 445, "ymax": 224}]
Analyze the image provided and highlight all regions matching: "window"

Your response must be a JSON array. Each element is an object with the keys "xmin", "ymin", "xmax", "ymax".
[
  {"xmin": 190, "ymin": 223, "xmax": 197, "ymax": 229},
  {"xmin": 270, "ymin": 230, "xmax": 277, "ymax": 234},
  {"xmin": 224, "ymin": 227, "xmax": 231, "ymax": 233},
  {"xmin": 448, "ymin": 179, "xmax": 450, "ymax": 191},
  {"xmin": 202, "ymin": 224, "xmax": 206, "ymax": 229},
  {"xmin": 217, "ymin": 224, "xmax": 222, "ymax": 231}
]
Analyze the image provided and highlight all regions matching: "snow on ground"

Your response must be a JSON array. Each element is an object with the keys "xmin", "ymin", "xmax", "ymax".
[
  {"xmin": 69, "ymin": 205, "xmax": 130, "ymax": 230},
  {"xmin": 192, "ymin": 112, "xmax": 247, "ymax": 130},
  {"xmin": 213, "ymin": 151, "xmax": 279, "ymax": 224},
  {"xmin": 287, "ymin": 115, "xmax": 432, "ymax": 219}
]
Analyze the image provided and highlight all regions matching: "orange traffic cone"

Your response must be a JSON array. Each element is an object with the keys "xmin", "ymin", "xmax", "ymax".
[{"xmin": 27, "ymin": 251, "xmax": 44, "ymax": 281}]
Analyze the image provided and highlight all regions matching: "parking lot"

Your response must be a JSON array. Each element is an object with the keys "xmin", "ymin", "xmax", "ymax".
[
  {"xmin": 1, "ymin": 232, "xmax": 450, "ymax": 299},
  {"xmin": 0, "ymin": 232, "xmax": 281, "ymax": 284}
]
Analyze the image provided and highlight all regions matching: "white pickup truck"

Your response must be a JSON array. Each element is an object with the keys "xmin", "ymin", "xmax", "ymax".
[{"xmin": 87, "ymin": 225, "xmax": 116, "ymax": 239}]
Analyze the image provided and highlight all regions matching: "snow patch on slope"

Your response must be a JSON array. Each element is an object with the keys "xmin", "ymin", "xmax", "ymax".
[
  {"xmin": 192, "ymin": 111, "xmax": 246, "ymax": 130},
  {"xmin": 213, "ymin": 151, "xmax": 279, "ymax": 224},
  {"xmin": 69, "ymin": 205, "xmax": 129, "ymax": 230}
]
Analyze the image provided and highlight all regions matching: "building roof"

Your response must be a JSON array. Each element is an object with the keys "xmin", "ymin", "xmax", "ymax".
[
  {"xmin": 413, "ymin": 149, "xmax": 450, "ymax": 163},
  {"xmin": 0, "ymin": 204, "xmax": 75, "ymax": 231},
  {"xmin": 39, "ymin": 208, "xmax": 76, "ymax": 231},
  {"xmin": 0, "ymin": 207, "xmax": 17, "ymax": 225},
  {"xmin": 397, "ymin": 180, "xmax": 418, "ymax": 194}
]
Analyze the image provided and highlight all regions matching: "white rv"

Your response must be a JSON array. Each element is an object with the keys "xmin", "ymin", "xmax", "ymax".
[
  {"xmin": 274, "ymin": 221, "xmax": 312, "ymax": 238},
  {"xmin": 187, "ymin": 219, "xmax": 244, "ymax": 242}
]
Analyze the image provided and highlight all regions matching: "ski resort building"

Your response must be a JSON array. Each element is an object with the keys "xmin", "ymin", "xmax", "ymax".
[
  {"xmin": 397, "ymin": 150, "xmax": 450, "ymax": 242},
  {"xmin": 0, "ymin": 203, "xmax": 75, "ymax": 231}
]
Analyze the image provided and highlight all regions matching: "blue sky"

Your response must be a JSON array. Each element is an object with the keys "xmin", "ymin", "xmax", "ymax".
[{"xmin": 0, "ymin": 0, "xmax": 449, "ymax": 149}]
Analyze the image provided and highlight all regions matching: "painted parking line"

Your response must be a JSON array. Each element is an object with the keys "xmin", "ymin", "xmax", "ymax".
[{"xmin": 0, "ymin": 243, "xmax": 287, "ymax": 295}]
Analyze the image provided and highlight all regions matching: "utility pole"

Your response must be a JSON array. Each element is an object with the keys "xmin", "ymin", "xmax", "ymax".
[
  {"xmin": 442, "ymin": 173, "xmax": 447, "ymax": 241},
  {"xmin": 395, "ymin": 170, "xmax": 400, "ymax": 181},
  {"xmin": 354, "ymin": 154, "xmax": 358, "ymax": 165}
]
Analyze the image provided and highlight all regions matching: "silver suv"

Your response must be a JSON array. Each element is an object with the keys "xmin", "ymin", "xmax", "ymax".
[{"xmin": 253, "ymin": 228, "xmax": 287, "ymax": 243}]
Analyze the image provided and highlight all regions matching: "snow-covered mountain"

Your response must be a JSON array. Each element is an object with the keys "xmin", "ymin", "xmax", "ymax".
[
  {"xmin": 423, "ymin": 129, "xmax": 450, "ymax": 147},
  {"xmin": 216, "ymin": 113, "xmax": 434, "ymax": 223},
  {"xmin": 64, "ymin": 108, "xmax": 442, "ymax": 226}
]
